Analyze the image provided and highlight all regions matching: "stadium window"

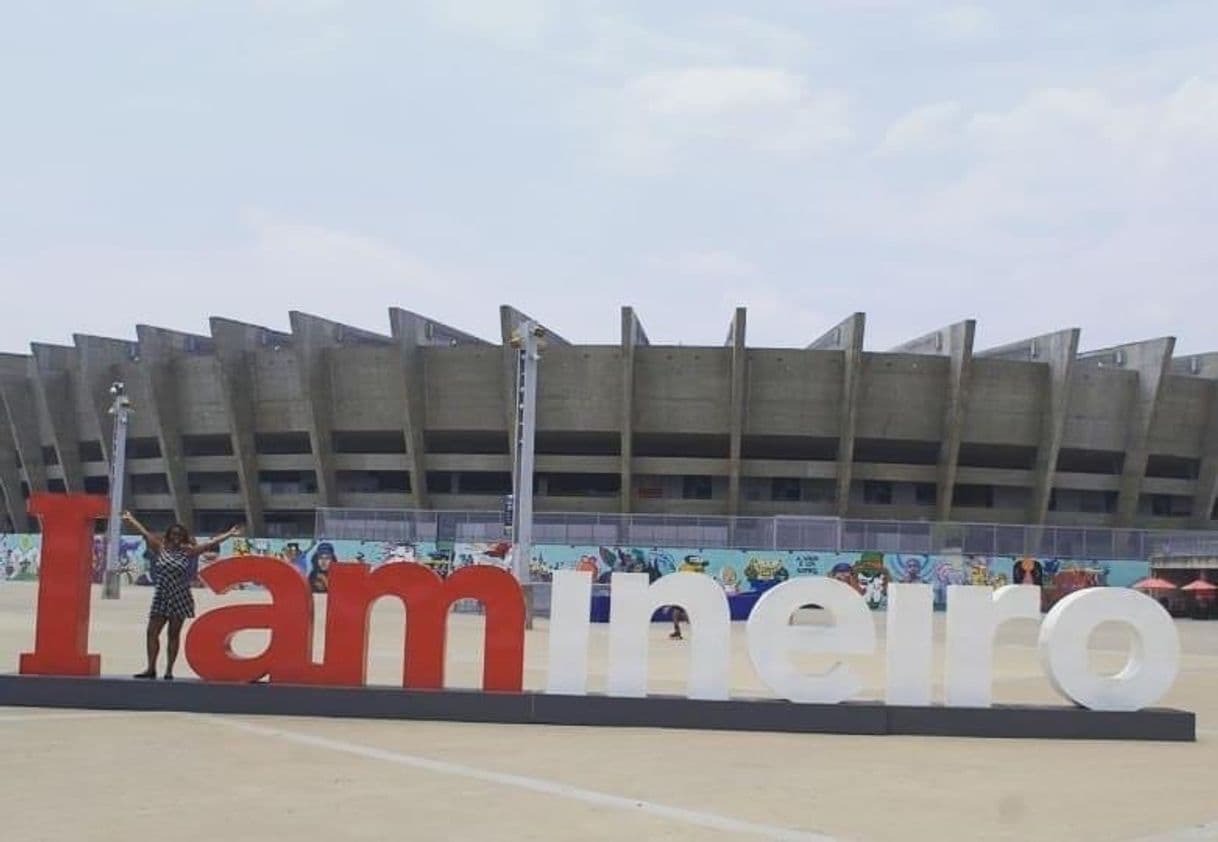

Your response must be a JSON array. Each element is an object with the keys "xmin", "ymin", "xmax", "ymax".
[
  {"xmin": 952, "ymin": 484, "xmax": 995, "ymax": 508},
  {"xmin": 682, "ymin": 475, "xmax": 713, "ymax": 500},
  {"xmin": 770, "ymin": 477, "xmax": 801, "ymax": 502},
  {"xmin": 1056, "ymin": 448, "xmax": 1125, "ymax": 475},
  {"xmin": 424, "ymin": 431, "xmax": 509, "ymax": 455},
  {"xmin": 187, "ymin": 472, "xmax": 242, "ymax": 494},
  {"xmin": 914, "ymin": 482, "xmax": 937, "ymax": 506},
  {"xmin": 456, "ymin": 472, "xmax": 512, "ymax": 495},
  {"xmin": 1148, "ymin": 494, "xmax": 1192, "ymax": 518},
  {"xmin": 83, "ymin": 476, "xmax": 109, "ymax": 494},
  {"xmin": 181, "ymin": 434, "xmax": 234, "ymax": 457},
  {"xmin": 331, "ymin": 430, "xmax": 407, "ymax": 454},
  {"xmin": 741, "ymin": 436, "xmax": 837, "ymax": 461},
  {"xmin": 635, "ymin": 434, "xmax": 730, "ymax": 459},
  {"xmin": 254, "ymin": 432, "xmax": 312, "ymax": 455},
  {"xmin": 534, "ymin": 432, "xmax": 621, "ymax": 456},
  {"xmin": 79, "ymin": 441, "xmax": 105, "ymax": 462},
  {"xmin": 1145, "ymin": 454, "xmax": 1200, "ymax": 480},
  {"xmin": 258, "ymin": 470, "xmax": 318, "ymax": 495},
  {"xmin": 853, "ymin": 439, "xmax": 939, "ymax": 466},
  {"xmin": 336, "ymin": 470, "xmax": 411, "ymax": 493},
  {"xmin": 539, "ymin": 473, "xmax": 620, "ymax": 498},
  {"xmin": 863, "ymin": 481, "xmax": 893, "ymax": 505},
  {"xmin": 426, "ymin": 471, "xmax": 455, "ymax": 494},
  {"xmin": 956, "ymin": 443, "xmax": 1037, "ymax": 470},
  {"xmin": 804, "ymin": 479, "xmax": 836, "ymax": 503},
  {"xmin": 40, "ymin": 446, "xmax": 59, "ymax": 466},
  {"xmin": 127, "ymin": 437, "xmax": 163, "ymax": 459},
  {"xmin": 130, "ymin": 473, "xmax": 170, "ymax": 495}
]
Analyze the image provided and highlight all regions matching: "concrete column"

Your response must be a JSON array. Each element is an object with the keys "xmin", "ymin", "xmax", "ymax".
[
  {"xmin": 809, "ymin": 313, "xmax": 865, "ymax": 517},
  {"xmin": 30, "ymin": 343, "xmax": 85, "ymax": 493},
  {"xmin": 890, "ymin": 320, "xmax": 976, "ymax": 520},
  {"xmin": 619, "ymin": 307, "xmax": 649, "ymax": 514},
  {"xmin": 726, "ymin": 307, "xmax": 747, "ymax": 517},
  {"xmin": 0, "ymin": 357, "xmax": 49, "ymax": 497},
  {"xmin": 979, "ymin": 329, "xmax": 1081, "ymax": 526},
  {"xmin": 1078, "ymin": 337, "xmax": 1175, "ymax": 526},
  {"xmin": 209, "ymin": 318, "xmax": 273, "ymax": 535},
  {"xmin": 135, "ymin": 326, "xmax": 201, "ymax": 528},
  {"xmin": 0, "ymin": 356, "xmax": 30, "ymax": 530},
  {"xmin": 1172, "ymin": 353, "xmax": 1218, "ymax": 526},
  {"xmin": 289, "ymin": 313, "xmax": 347, "ymax": 509},
  {"xmin": 0, "ymin": 424, "xmax": 25, "ymax": 531},
  {"xmin": 391, "ymin": 308, "xmax": 490, "ymax": 510}
]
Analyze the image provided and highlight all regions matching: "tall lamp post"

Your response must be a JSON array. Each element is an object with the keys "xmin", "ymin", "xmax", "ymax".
[
  {"xmin": 509, "ymin": 321, "xmax": 543, "ymax": 627},
  {"xmin": 101, "ymin": 381, "xmax": 132, "ymax": 600}
]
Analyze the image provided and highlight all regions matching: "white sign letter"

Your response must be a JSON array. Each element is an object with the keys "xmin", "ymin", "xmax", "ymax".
[
  {"xmin": 945, "ymin": 585, "xmax": 1040, "ymax": 708},
  {"xmin": 885, "ymin": 583, "xmax": 933, "ymax": 706},
  {"xmin": 746, "ymin": 577, "xmax": 876, "ymax": 704},
  {"xmin": 1038, "ymin": 588, "xmax": 1179, "ymax": 712},
  {"xmin": 607, "ymin": 572, "xmax": 731, "ymax": 700},
  {"xmin": 546, "ymin": 570, "xmax": 592, "ymax": 695}
]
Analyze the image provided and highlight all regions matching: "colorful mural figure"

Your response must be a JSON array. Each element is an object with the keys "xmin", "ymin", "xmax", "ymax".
[{"xmin": 0, "ymin": 532, "xmax": 1152, "ymax": 611}]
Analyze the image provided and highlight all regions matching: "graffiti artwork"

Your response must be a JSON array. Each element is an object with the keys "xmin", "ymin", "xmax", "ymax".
[{"xmin": 1, "ymin": 532, "xmax": 1149, "ymax": 611}]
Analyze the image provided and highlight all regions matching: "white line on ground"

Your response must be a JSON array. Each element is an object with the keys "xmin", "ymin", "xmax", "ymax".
[
  {"xmin": 1129, "ymin": 819, "xmax": 1218, "ymax": 840},
  {"xmin": 0, "ymin": 711, "xmax": 144, "ymax": 723},
  {"xmin": 202, "ymin": 716, "xmax": 837, "ymax": 842}
]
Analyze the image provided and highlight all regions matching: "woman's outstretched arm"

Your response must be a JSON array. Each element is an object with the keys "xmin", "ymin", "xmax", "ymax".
[
  {"xmin": 188, "ymin": 524, "xmax": 243, "ymax": 557},
  {"xmin": 122, "ymin": 511, "xmax": 162, "ymax": 552}
]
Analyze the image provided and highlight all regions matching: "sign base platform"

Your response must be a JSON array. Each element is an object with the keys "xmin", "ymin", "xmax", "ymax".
[{"xmin": 0, "ymin": 675, "xmax": 1195, "ymax": 741}]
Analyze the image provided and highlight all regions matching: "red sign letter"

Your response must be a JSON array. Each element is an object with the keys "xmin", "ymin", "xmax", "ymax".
[
  {"xmin": 313, "ymin": 562, "xmax": 525, "ymax": 692},
  {"xmin": 184, "ymin": 556, "xmax": 313, "ymax": 683},
  {"xmin": 20, "ymin": 493, "xmax": 109, "ymax": 676}
]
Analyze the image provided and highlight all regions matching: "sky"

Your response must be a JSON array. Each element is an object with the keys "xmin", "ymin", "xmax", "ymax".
[{"xmin": 1, "ymin": 1, "xmax": 1216, "ymax": 353}]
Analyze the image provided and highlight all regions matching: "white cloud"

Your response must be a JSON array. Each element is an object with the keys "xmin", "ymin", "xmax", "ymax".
[
  {"xmin": 876, "ymin": 101, "xmax": 962, "ymax": 154},
  {"xmin": 425, "ymin": 0, "xmax": 555, "ymax": 50},
  {"xmin": 604, "ymin": 66, "xmax": 851, "ymax": 171},
  {"xmin": 922, "ymin": 5, "xmax": 997, "ymax": 42}
]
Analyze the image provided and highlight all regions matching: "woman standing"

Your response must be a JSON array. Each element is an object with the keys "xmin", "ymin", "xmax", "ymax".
[{"xmin": 123, "ymin": 512, "xmax": 242, "ymax": 679}]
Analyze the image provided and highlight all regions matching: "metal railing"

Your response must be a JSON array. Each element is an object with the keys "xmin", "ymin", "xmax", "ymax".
[{"xmin": 314, "ymin": 508, "xmax": 1218, "ymax": 561}]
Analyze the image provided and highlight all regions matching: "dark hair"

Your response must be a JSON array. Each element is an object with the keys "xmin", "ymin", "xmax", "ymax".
[{"xmin": 164, "ymin": 523, "xmax": 193, "ymax": 547}]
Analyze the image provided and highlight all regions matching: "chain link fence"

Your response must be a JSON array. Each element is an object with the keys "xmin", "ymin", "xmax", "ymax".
[{"xmin": 315, "ymin": 508, "xmax": 1218, "ymax": 560}]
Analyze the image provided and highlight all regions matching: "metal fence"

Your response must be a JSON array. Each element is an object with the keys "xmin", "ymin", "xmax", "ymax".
[{"xmin": 314, "ymin": 508, "xmax": 1218, "ymax": 561}]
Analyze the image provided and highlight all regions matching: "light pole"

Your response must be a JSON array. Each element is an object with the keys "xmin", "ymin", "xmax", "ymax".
[
  {"xmin": 509, "ymin": 321, "xmax": 543, "ymax": 627},
  {"xmin": 101, "ymin": 382, "xmax": 132, "ymax": 600}
]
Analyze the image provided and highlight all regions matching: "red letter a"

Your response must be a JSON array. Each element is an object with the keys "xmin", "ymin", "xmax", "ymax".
[
  {"xmin": 184, "ymin": 556, "xmax": 313, "ymax": 683},
  {"xmin": 19, "ymin": 493, "xmax": 110, "ymax": 676}
]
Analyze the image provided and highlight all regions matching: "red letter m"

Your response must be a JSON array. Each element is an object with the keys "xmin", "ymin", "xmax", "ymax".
[{"xmin": 316, "ymin": 562, "xmax": 525, "ymax": 692}]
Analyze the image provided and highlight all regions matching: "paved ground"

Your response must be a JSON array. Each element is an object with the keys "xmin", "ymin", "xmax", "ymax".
[{"xmin": 1, "ymin": 580, "xmax": 1215, "ymax": 841}]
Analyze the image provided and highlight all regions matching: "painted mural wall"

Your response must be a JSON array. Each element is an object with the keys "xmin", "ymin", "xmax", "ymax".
[{"xmin": 0, "ymin": 532, "xmax": 1149, "ymax": 611}]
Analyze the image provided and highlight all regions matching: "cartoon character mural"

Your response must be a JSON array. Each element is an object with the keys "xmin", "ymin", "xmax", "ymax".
[
  {"xmin": 0, "ymin": 529, "xmax": 1153, "ymax": 611},
  {"xmin": 744, "ymin": 556, "xmax": 790, "ymax": 593},
  {"xmin": 854, "ymin": 552, "xmax": 890, "ymax": 609}
]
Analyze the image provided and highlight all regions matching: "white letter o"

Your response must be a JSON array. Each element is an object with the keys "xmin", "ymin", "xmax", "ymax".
[{"xmin": 1038, "ymin": 588, "xmax": 1179, "ymax": 712}]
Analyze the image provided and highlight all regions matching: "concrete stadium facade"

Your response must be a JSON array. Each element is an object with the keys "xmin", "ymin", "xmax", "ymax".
[{"xmin": 0, "ymin": 306, "xmax": 1216, "ymax": 538}]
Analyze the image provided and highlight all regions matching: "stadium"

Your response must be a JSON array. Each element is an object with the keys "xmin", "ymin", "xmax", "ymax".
[{"xmin": 0, "ymin": 305, "xmax": 1215, "ymax": 537}]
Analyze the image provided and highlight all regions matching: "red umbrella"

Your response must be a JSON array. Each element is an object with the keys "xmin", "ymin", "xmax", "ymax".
[
  {"xmin": 1133, "ymin": 577, "xmax": 1178, "ymax": 591},
  {"xmin": 1182, "ymin": 579, "xmax": 1218, "ymax": 593}
]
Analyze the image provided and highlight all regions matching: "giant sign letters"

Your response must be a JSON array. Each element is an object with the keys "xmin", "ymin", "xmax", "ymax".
[{"xmin": 17, "ymin": 495, "xmax": 1181, "ymax": 712}]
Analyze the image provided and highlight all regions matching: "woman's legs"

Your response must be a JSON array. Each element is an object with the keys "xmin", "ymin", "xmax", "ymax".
[
  {"xmin": 137, "ymin": 616, "xmax": 167, "ymax": 678},
  {"xmin": 164, "ymin": 617, "xmax": 185, "ymax": 678}
]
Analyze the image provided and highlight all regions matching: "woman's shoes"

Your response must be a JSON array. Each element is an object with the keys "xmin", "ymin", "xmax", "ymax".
[
  {"xmin": 162, "ymin": 674, "xmax": 174, "ymax": 681},
  {"xmin": 133, "ymin": 669, "xmax": 156, "ymax": 679}
]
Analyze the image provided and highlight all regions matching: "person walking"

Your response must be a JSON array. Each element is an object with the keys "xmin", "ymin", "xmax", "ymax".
[{"xmin": 123, "ymin": 511, "xmax": 242, "ymax": 679}]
